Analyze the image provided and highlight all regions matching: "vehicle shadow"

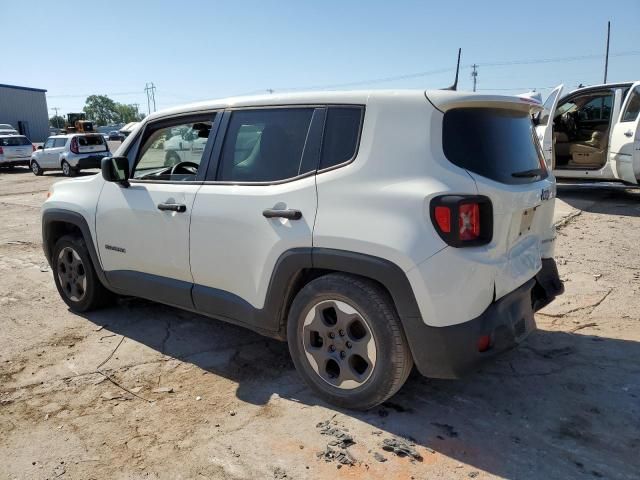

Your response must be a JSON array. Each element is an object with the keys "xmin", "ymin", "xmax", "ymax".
[
  {"xmin": 557, "ymin": 183, "xmax": 640, "ymax": 218},
  {"xmin": 80, "ymin": 299, "xmax": 640, "ymax": 479}
]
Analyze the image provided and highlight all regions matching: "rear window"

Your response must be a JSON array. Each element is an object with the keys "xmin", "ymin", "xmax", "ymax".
[
  {"xmin": 0, "ymin": 136, "xmax": 30, "ymax": 146},
  {"xmin": 77, "ymin": 135, "xmax": 105, "ymax": 146},
  {"xmin": 443, "ymin": 108, "xmax": 547, "ymax": 185}
]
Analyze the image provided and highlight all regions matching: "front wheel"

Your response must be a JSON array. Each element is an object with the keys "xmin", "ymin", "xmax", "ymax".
[
  {"xmin": 31, "ymin": 160, "xmax": 43, "ymax": 176},
  {"xmin": 51, "ymin": 235, "xmax": 113, "ymax": 312},
  {"xmin": 61, "ymin": 160, "xmax": 76, "ymax": 177},
  {"xmin": 287, "ymin": 273, "xmax": 413, "ymax": 410}
]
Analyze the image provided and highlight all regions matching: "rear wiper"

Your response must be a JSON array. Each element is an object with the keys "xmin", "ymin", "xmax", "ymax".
[{"xmin": 512, "ymin": 168, "xmax": 544, "ymax": 178}]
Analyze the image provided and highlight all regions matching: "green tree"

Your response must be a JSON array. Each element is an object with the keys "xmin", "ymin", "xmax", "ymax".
[
  {"xmin": 115, "ymin": 103, "xmax": 145, "ymax": 123},
  {"xmin": 49, "ymin": 115, "xmax": 65, "ymax": 128},
  {"xmin": 83, "ymin": 95, "xmax": 119, "ymax": 126}
]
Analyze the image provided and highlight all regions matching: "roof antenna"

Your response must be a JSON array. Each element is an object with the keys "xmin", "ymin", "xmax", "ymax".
[{"xmin": 444, "ymin": 48, "xmax": 462, "ymax": 91}]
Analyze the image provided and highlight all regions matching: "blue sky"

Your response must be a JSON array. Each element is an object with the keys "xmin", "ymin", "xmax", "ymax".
[{"xmin": 4, "ymin": 0, "xmax": 639, "ymax": 117}]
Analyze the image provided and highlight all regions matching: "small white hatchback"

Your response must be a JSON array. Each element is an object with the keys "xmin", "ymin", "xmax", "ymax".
[{"xmin": 31, "ymin": 133, "xmax": 111, "ymax": 176}]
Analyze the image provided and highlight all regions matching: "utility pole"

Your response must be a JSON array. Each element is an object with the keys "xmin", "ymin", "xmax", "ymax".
[
  {"xmin": 603, "ymin": 21, "xmax": 611, "ymax": 84},
  {"xmin": 50, "ymin": 107, "xmax": 62, "ymax": 128},
  {"xmin": 132, "ymin": 103, "xmax": 140, "ymax": 120},
  {"xmin": 471, "ymin": 64, "xmax": 479, "ymax": 92},
  {"xmin": 144, "ymin": 83, "xmax": 157, "ymax": 114}
]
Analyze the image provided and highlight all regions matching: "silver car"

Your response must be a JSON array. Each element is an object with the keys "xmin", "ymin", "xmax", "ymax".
[
  {"xmin": 31, "ymin": 134, "xmax": 111, "ymax": 176},
  {"xmin": 0, "ymin": 135, "xmax": 33, "ymax": 168}
]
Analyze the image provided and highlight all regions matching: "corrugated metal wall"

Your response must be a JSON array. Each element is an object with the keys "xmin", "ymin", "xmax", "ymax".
[{"xmin": 0, "ymin": 86, "xmax": 49, "ymax": 142}]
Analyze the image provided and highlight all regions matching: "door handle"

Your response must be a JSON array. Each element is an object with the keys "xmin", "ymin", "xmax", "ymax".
[
  {"xmin": 157, "ymin": 203, "xmax": 187, "ymax": 213},
  {"xmin": 263, "ymin": 208, "xmax": 302, "ymax": 220},
  {"xmin": 624, "ymin": 130, "xmax": 634, "ymax": 138}
]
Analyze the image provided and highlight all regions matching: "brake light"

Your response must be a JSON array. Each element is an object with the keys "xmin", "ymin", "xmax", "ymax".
[
  {"xmin": 430, "ymin": 195, "xmax": 492, "ymax": 247},
  {"xmin": 70, "ymin": 137, "xmax": 79, "ymax": 154},
  {"xmin": 32, "ymin": 144, "xmax": 36, "ymax": 152},
  {"xmin": 0, "ymin": 146, "xmax": 3, "ymax": 154},
  {"xmin": 434, "ymin": 206, "xmax": 451, "ymax": 233}
]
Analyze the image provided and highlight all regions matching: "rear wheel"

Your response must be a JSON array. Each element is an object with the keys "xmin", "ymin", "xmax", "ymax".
[
  {"xmin": 31, "ymin": 161, "xmax": 43, "ymax": 176},
  {"xmin": 287, "ymin": 273, "xmax": 413, "ymax": 410},
  {"xmin": 51, "ymin": 235, "xmax": 112, "ymax": 312}
]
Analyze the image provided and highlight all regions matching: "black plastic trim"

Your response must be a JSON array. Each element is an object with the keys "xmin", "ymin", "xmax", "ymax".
[
  {"xmin": 192, "ymin": 248, "xmax": 313, "ymax": 337},
  {"xmin": 106, "ymin": 270, "xmax": 194, "ymax": 310},
  {"xmin": 41, "ymin": 209, "xmax": 111, "ymax": 289}
]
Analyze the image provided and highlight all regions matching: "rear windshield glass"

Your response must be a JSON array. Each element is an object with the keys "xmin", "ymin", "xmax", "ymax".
[
  {"xmin": 0, "ymin": 136, "xmax": 30, "ymax": 146},
  {"xmin": 77, "ymin": 135, "xmax": 105, "ymax": 146},
  {"xmin": 443, "ymin": 108, "xmax": 547, "ymax": 184}
]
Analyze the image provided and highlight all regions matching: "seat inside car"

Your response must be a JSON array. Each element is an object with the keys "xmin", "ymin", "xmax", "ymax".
[{"xmin": 568, "ymin": 130, "xmax": 607, "ymax": 167}]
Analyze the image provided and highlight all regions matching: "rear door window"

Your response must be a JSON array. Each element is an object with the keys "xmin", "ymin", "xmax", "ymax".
[
  {"xmin": 217, "ymin": 108, "xmax": 314, "ymax": 182},
  {"xmin": 319, "ymin": 107, "xmax": 363, "ymax": 169},
  {"xmin": 443, "ymin": 108, "xmax": 547, "ymax": 184},
  {"xmin": 54, "ymin": 138, "xmax": 67, "ymax": 148}
]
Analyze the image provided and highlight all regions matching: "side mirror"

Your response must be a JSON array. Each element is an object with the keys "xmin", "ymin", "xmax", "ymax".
[
  {"xmin": 37, "ymin": 145, "xmax": 44, "ymax": 150},
  {"xmin": 101, "ymin": 156, "xmax": 130, "ymax": 187}
]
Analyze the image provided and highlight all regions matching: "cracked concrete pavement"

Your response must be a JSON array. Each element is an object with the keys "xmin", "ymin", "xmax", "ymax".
[{"xmin": 1, "ymin": 168, "xmax": 639, "ymax": 479}]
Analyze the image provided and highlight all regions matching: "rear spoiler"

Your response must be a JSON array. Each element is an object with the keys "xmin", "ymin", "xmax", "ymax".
[{"xmin": 425, "ymin": 90, "xmax": 543, "ymax": 114}]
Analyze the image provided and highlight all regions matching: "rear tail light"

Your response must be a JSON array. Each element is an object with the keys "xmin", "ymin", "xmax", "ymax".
[
  {"xmin": 32, "ymin": 144, "xmax": 36, "ymax": 152},
  {"xmin": 70, "ymin": 137, "xmax": 79, "ymax": 154},
  {"xmin": 430, "ymin": 195, "xmax": 492, "ymax": 247},
  {"xmin": 0, "ymin": 146, "xmax": 3, "ymax": 154}
]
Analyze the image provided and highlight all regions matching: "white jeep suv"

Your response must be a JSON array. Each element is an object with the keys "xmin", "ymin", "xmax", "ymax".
[{"xmin": 42, "ymin": 90, "xmax": 563, "ymax": 409}]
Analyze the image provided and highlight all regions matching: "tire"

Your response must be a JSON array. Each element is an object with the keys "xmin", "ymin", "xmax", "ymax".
[
  {"xmin": 287, "ymin": 273, "xmax": 413, "ymax": 410},
  {"xmin": 164, "ymin": 151, "xmax": 180, "ymax": 167},
  {"xmin": 31, "ymin": 161, "xmax": 43, "ymax": 176},
  {"xmin": 51, "ymin": 235, "xmax": 113, "ymax": 312},
  {"xmin": 61, "ymin": 160, "xmax": 75, "ymax": 177}
]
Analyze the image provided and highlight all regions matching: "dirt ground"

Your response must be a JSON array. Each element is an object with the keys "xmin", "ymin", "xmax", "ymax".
[{"xmin": 1, "ymin": 167, "xmax": 639, "ymax": 480}]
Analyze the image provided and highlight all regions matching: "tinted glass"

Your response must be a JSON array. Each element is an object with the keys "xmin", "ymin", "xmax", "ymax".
[
  {"xmin": 77, "ymin": 135, "xmax": 104, "ymax": 146},
  {"xmin": 218, "ymin": 108, "xmax": 314, "ymax": 182},
  {"xmin": 443, "ymin": 108, "xmax": 546, "ymax": 185},
  {"xmin": 622, "ymin": 87, "xmax": 640, "ymax": 122},
  {"xmin": 54, "ymin": 138, "xmax": 68, "ymax": 148},
  {"xmin": 133, "ymin": 119, "xmax": 213, "ymax": 181},
  {"xmin": 0, "ymin": 136, "xmax": 30, "ymax": 146},
  {"xmin": 320, "ymin": 107, "xmax": 363, "ymax": 169}
]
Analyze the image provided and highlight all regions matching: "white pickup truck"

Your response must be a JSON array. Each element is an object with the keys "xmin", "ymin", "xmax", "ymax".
[{"xmin": 536, "ymin": 81, "xmax": 640, "ymax": 184}]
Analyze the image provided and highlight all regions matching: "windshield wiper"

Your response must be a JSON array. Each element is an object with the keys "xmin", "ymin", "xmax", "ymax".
[{"xmin": 512, "ymin": 168, "xmax": 544, "ymax": 178}]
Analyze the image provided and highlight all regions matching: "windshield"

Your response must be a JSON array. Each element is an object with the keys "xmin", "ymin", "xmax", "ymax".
[
  {"xmin": 0, "ymin": 136, "xmax": 31, "ymax": 146},
  {"xmin": 443, "ymin": 107, "xmax": 547, "ymax": 185}
]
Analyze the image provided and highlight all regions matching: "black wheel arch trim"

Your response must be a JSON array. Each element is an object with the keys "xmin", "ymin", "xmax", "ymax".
[{"xmin": 42, "ymin": 209, "xmax": 111, "ymax": 289}]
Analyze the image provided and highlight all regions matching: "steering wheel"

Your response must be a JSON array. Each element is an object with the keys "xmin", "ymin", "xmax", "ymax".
[{"xmin": 170, "ymin": 161, "xmax": 199, "ymax": 176}]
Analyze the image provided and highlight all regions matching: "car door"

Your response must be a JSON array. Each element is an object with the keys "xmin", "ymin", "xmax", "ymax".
[
  {"xmin": 95, "ymin": 112, "xmax": 219, "ymax": 309},
  {"xmin": 52, "ymin": 138, "xmax": 68, "ymax": 167},
  {"xmin": 39, "ymin": 137, "xmax": 56, "ymax": 167},
  {"xmin": 189, "ymin": 107, "xmax": 324, "ymax": 331},
  {"xmin": 535, "ymin": 84, "xmax": 564, "ymax": 169},
  {"xmin": 609, "ymin": 81, "xmax": 640, "ymax": 184}
]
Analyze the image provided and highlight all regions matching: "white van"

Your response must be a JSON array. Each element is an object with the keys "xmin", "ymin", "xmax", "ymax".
[{"xmin": 536, "ymin": 81, "xmax": 640, "ymax": 184}]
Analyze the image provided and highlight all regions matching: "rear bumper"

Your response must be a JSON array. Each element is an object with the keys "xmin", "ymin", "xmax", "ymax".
[
  {"xmin": 0, "ymin": 158, "xmax": 30, "ymax": 166},
  {"xmin": 68, "ymin": 154, "xmax": 109, "ymax": 170},
  {"xmin": 407, "ymin": 258, "xmax": 563, "ymax": 378}
]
